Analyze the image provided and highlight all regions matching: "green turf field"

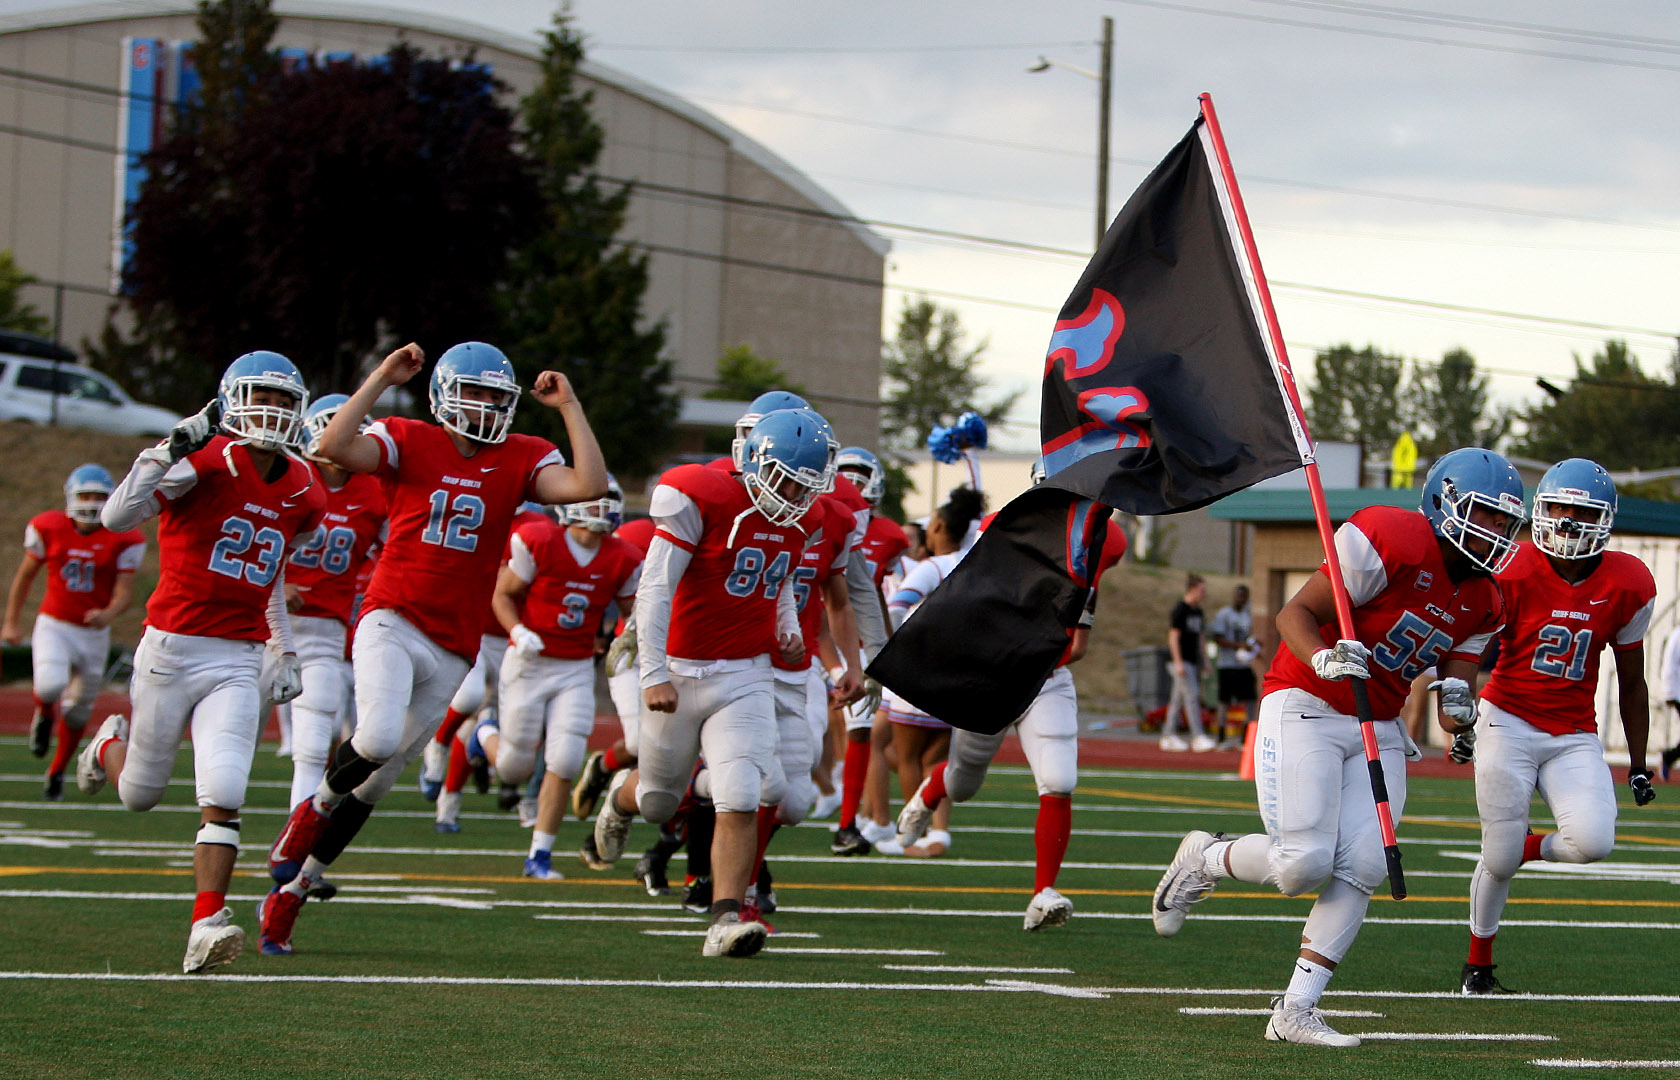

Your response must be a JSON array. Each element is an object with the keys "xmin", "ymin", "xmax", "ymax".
[{"xmin": 2, "ymin": 736, "xmax": 1677, "ymax": 1079}]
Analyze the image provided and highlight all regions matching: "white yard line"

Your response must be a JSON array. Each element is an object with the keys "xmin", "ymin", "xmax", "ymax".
[
  {"xmin": 1355, "ymin": 1032, "xmax": 1558, "ymax": 1041},
  {"xmin": 1531, "ymin": 1060, "xmax": 1680, "ymax": 1070},
  {"xmin": 1181, "ymin": 1007, "xmax": 1383, "ymax": 1017},
  {"xmin": 886, "ymin": 965, "xmax": 1074, "ymax": 974}
]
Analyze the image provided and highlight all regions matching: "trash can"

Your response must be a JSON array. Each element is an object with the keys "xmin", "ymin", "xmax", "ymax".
[{"xmin": 1121, "ymin": 646, "xmax": 1173, "ymax": 713}]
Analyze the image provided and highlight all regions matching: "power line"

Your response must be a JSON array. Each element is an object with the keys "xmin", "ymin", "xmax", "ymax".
[
  {"xmin": 592, "ymin": 40, "xmax": 1095, "ymax": 55},
  {"xmin": 1250, "ymin": 0, "xmax": 1680, "ymax": 56}
]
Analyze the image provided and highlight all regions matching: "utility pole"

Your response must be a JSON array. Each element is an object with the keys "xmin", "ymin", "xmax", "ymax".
[{"xmin": 1097, "ymin": 15, "xmax": 1113, "ymax": 250}]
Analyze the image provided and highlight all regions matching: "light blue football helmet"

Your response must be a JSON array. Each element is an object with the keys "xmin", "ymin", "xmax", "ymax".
[
  {"xmin": 430, "ymin": 342, "xmax": 519, "ymax": 444},
  {"xmin": 732, "ymin": 390, "xmax": 810, "ymax": 470},
  {"xmin": 1531, "ymin": 457, "xmax": 1617, "ymax": 560},
  {"xmin": 564, "ymin": 474, "xmax": 625, "ymax": 533},
  {"xmin": 63, "ymin": 463, "xmax": 114, "ymax": 524},
  {"xmin": 1420, "ymin": 447, "xmax": 1526, "ymax": 574},
  {"xmin": 835, "ymin": 446, "xmax": 885, "ymax": 504},
  {"xmin": 300, "ymin": 392, "xmax": 371, "ymax": 462},
  {"xmin": 740, "ymin": 407, "xmax": 838, "ymax": 526},
  {"xmin": 218, "ymin": 350, "xmax": 307, "ymax": 452}
]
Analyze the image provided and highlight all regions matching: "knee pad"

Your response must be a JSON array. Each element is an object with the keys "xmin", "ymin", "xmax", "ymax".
[
  {"xmin": 348, "ymin": 722, "xmax": 401, "ymax": 764},
  {"xmin": 547, "ymin": 733, "xmax": 588, "ymax": 783},
  {"xmin": 1554, "ymin": 824, "xmax": 1615, "ymax": 865},
  {"xmin": 1479, "ymin": 823, "xmax": 1528, "ymax": 881},
  {"xmin": 944, "ymin": 758, "xmax": 988, "ymax": 803},
  {"xmin": 62, "ymin": 703, "xmax": 93, "ymax": 730},
  {"xmin": 496, "ymin": 745, "xmax": 537, "ymax": 787},
  {"xmin": 118, "ymin": 779, "xmax": 166, "ymax": 813},
  {"xmin": 1272, "ymin": 845, "xmax": 1335, "ymax": 897},
  {"xmin": 1032, "ymin": 736, "xmax": 1078, "ymax": 797},
  {"xmin": 711, "ymin": 757, "xmax": 768, "ymax": 815},
  {"xmin": 195, "ymin": 819, "xmax": 241, "ymax": 849},
  {"xmin": 779, "ymin": 774, "xmax": 814, "ymax": 826},
  {"xmin": 640, "ymin": 789, "xmax": 679, "ymax": 826},
  {"xmin": 1335, "ymin": 849, "xmax": 1387, "ymax": 894}
]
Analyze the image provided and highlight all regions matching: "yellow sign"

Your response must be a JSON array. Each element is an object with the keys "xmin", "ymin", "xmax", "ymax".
[{"xmin": 1391, "ymin": 432, "xmax": 1418, "ymax": 488}]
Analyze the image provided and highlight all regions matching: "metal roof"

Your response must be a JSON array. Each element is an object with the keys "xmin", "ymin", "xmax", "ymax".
[{"xmin": 1208, "ymin": 487, "xmax": 1680, "ymax": 538}]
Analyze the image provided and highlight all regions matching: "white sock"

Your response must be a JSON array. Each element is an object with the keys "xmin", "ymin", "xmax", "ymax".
[
  {"xmin": 1202, "ymin": 840, "xmax": 1232, "ymax": 879},
  {"xmin": 1283, "ymin": 958, "xmax": 1334, "ymax": 1011},
  {"xmin": 530, "ymin": 831, "xmax": 557, "ymax": 858}
]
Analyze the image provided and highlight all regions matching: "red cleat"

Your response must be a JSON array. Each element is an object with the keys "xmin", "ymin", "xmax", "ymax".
[
  {"xmin": 269, "ymin": 799, "xmax": 330, "ymax": 883},
  {"xmin": 259, "ymin": 888, "xmax": 306, "ymax": 955},
  {"xmin": 740, "ymin": 898, "xmax": 777, "ymax": 936}
]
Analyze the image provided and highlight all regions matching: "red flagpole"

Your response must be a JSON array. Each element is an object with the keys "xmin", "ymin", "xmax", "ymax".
[{"xmin": 1196, "ymin": 93, "xmax": 1407, "ymax": 900}]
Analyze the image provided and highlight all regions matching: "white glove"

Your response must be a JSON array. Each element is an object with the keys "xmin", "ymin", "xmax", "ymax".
[
  {"xmin": 1311, "ymin": 639, "xmax": 1371, "ymax": 681},
  {"xmin": 1430, "ymin": 676, "xmax": 1476, "ymax": 729},
  {"xmin": 605, "ymin": 617, "xmax": 637, "ymax": 677},
  {"xmin": 167, "ymin": 400, "xmax": 222, "ymax": 461},
  {"xmin": 1449, "ymin": 728, "xmax": 1477, "ymax": 765},
  {"xmin": 859, "ymin": 675, "xmax": 883, "ymax": 717},
  {"xmin": 510, "ymin": 624, "xmax": 544, "ymax": 658},
  {"xmin": 268, "ymin": 652, "xmax": 303, "ymax": 705}
]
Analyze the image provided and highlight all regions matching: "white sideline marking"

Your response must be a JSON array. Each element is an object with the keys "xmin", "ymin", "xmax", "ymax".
[
  {"xmin": 637, "ymin": 934, "xmax": 907, "ymax": 950},
  {"xmin": 1181, "ymin": 1007, "xmax": 1383, "ymax": 1018},
  {"xmin": 1532, "ymin": 1060, "xmax": 1680, "ymax": 1069},
  {"xmin": 985, "ymin": 979, "xmax": 1109, "ymax": 999},
  {"xmin": 406, "ymin": 895, "xmax": 493, "ymax": 910},
  {"xmin": 0, "ymin": 836, "xmax": 72, "ymax": 848},
  {"xmin": 533, "ymin": 914, "xmax": 709, "ymax": 924},
  {"xmin": 0, "ymin": 971, "xmax": 1103, "ymax": 994},
  {"xmin": 880, "ymin": 974, "xmax": 1075, "ymax": 980},
  {"xmin": 1355, "ymin": 1032, "xmax": 1558, "ymax": 1042}
]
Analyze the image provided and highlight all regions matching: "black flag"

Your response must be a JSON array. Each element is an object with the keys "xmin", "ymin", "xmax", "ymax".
[{"xmin": 870, "ymin": 111, "xmax": 1308, "ymax": 733}]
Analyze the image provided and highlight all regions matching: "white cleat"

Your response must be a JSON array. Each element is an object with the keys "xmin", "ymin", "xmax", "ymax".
[
  {"xmin": 591, "ymin": 769, "xmax": 634, "ymax": 865},
  {"xmin": 702, "ymin": 912, "xmax": 767, "ymax": 958},
  {"xmin": 418, "ymin": 739, "xmax": 448, "ymax": 801},
  {"xmin": 895, "ymin": 778, "xmax": 934, "ymax": 847},
  {"xmin": 1190, "ymin": 733, "xmax": 1218, "ymax": 753},
  {"xmin": 857, "ymin": 818, "xmax": 897, "ymax": 846},
  {"xmin": 1152, "ymin": 829, "xmax": 1220, "ymax": 937},
  {"xmin": 76, "ymin": 714, "xmax": 129, "ymax": 796},
  {"xmin": 1023, "ymin": 886, "xmax": 1074, "ymax": 931},
  {"xmin": 182, "ymin": 906, "xmax": 246, "ymax": 974},
  {"xmin": 1264, "ymin": 998, "xmax": 1361, "ymax": 1047},
  {"xmin": 810, "ymin": 789, "xmax": 842, "ymax": 821}
]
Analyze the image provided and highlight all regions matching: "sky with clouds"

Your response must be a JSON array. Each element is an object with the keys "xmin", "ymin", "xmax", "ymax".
[{"xmin": 10, "ymin": 0, "xmax": 1678, "ymax": 451}]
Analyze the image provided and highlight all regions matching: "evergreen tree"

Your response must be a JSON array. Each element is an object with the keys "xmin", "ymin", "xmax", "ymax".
[
  {"xmin": 703, "ymin": 344, "xmax": 805, "ymax": 401},
  {"xmin": 1407, "ymin": 347, "xmax": 1510, "ymax": 455},
  {"xmin": 1305, "ymin": 343, "xmax": 1404, "ymax": 468},
  {"xmin": 0, "ymin": 250, "xmax": 49, "ymax": 335},
  {"xmin": 880, "ymin": 296, "xmax": 1019, "ymax": 451},
  {"xmin": 1515, "ymin": 340, "xmax": 1680, "ymax": 473}
]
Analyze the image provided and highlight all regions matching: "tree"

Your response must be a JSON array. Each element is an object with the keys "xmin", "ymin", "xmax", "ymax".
[
  {"xmin": 497, "ymin": 10, "xmax": 677, "ymax": 477},
  {"xmin": 881, "ymin": 296, "xmax": 1020, "ymax": 451},
  {"xmin": 0, "ymin": 250, "xmax": 49, "ymax": 335},
  {"xmin": 1305, "ymin": 343, "xmax": 1404, "ymax": 468},
  {"xmin": 1406, "ymin": 347, "xmax": 1511, "ymax": 456},
  {"xmin": 1515, "ymin": 340, "xmax": 1680, "ymax": 472},
  {"xmin": 703, "ymin": 344, "xmax": 805, "ymax": 401}
]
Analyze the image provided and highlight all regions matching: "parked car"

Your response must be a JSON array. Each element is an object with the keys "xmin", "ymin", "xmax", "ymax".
[{"xmin": 0, "ymin": 330, "xmax": 181, "ymax": 436}]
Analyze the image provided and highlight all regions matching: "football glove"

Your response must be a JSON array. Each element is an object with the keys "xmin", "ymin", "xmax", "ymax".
[
  {"xmin": 1629, "ymin": 769, "xmax": 1657, "ymax": 807},
  {"xmin": 1429, "ymin": 676, "xmax": 1477, "ymax": 729},
  {"xmin": 1449, "ymin": 728, "xmax": 1477, "ymax": 765},
  {"xmin": 510, "ymin": 624, "xmax": 544, "ymax": 658},
  {"xmin": 268, "ymin": 652, "xmax": 303, "ymax": 705},
  {"xmin": 167, "ymin": 399, "xmax": 223, "ymax": 461},
  {"xmin": 1310, "ymin": 639, "xmax": 1371, "ymax": 682},
  {"xmin": 859, "ymin": 675, "xmax": 883, "ymax": 718},
  {"xmin": 605, "ymin": 617, "xmax": 637, "ymax": 677}
]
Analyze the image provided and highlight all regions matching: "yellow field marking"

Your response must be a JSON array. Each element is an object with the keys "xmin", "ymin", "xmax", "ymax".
[{"xmin": 1080, "ymin": 787, "xmax": 1257, "ymax": 810}]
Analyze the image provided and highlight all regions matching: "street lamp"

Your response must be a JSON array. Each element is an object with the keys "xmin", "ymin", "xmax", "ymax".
[{"xmin": 1029, "ymin": 16, "xmax": 1114, "ymax": 250}]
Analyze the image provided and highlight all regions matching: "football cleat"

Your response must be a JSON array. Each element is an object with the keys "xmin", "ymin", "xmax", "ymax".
[
  {"xmin": 75, "ymin": 714, "xmax": 128, "ymax": 796},
  {"xmin": 754, "ymin": 861, "xmax": 777, "ymax": 914},
  {"xmin": 258, "ymin": 888, "xmax": 305, "ymax": 956},
  {"xmin": 1460, "ymin": 962, "xmax": 1512, "ymax": 996},
  {"xmin": 634, "ymin": 850, "xmax": 672, "ymax": 896},
  {"xmin": 42, "ymin": 772, "xmax": 64, "ymax": 801},
  {"xmin": 523, "ymin": 851, "xmax": 565, "ymax": 880},
  {"xmin": 572, "ymin": 750, "xmax": 612, "ymax": 820},
  {"xmin": 857, "ymin": 818, "xmax": 897, "ymax": 846},
  {"xmin": 702, "ymin": 912, "xmax": 767, "ymax": 958},
  {"xmin": 434, "ymin": 820, "xmax": 461, "ymax": 835},
  {"xmin": 810, "ymin": 788, "xmax": 842, "ymax": 821},
  {"xmin": 895, "ymin": 778, "xmax": 935, "ymax": 847},
  {"xmin": 1661, "ymin": 746, "xmax": 1680, "ymax": 783},
  {"xmin": 578, "ymin": 833, "xmax": 609, "ymax": 871},
  {"xmin": 682, "ymin": 877, "xmax": 713, "ymax": 914},
  {"xmin": 1264, "ymin": 997, "xmax": 1360, "ymax": 1048},
  {"xmin": 269, "ymin": 798, "xmax": 331, "ymax": 885},
  {"xmin": 740, "ymin": 898, "xmax": 777, "ymax": 935},
  {"xmin": 1023, "ymin": 886, "xmax": 1074, "ymax": 932},
  {"xmin": 1152, "ymin": 830, "xmax": 1220, "ymax": 937},
  {"xmin": 831, "ymin": 824, "xmax": 872, "ymax": 856},
  {"xmin": 306, "ymin": 878, "xmax": 338, "ymax": 902},
  {"xmin": 497, "ymin": 783, "xmax": 523, "ymax": 813},
  {"xmin": 591, "ymin": 769, "xmax": 634, "ymax": 865},
  {"xmin": 1158, "ymin": 733, "xmax": 1190, "ymax": 752},
  {"xmin": 184, "ymin": 906, "xmax": 246, "ymax": 973},
  {"xmin": 418, "ymin": 739, "xmax": 448, "ymax": 802},
  {"xmin": 28, "ymin": 709, "xmax": 51, "ymax": 758}
]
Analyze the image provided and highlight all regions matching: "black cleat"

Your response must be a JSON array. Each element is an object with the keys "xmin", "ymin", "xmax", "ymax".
[
  {"xmin": 682, "ymin": 877, "xmax": 712, "ymax": 914},
  {"xmin": 1461, "ymin": 962, "xmax": 1512, "ymax": 995},
  {"xmin": 306, "ymin": 878, "xmax": 338, "ymax": 901},
  {"xmin": 473, "ymin": 760, "xmax": 492, "ymax": 796},
  {"xmin": 573, "ymin": 751, "xmax": 612, "ymax": 820},
  {"xmin": 634, "ymin": 851, "xmax": 672, "ymax": 896},
  {"xmin": 42, "ymin": 772, "xmax": 63, "ymax": 801},
  {"xmin": 28, "ymin": 710, "xmax": 51, "ymax": 758},
  {"xmin": 1661, "ymin": 746, "xmax": 1680, "ymax": 783},
  {"xmin": 754, "ymin": 860, "xmax": 777, "ymax": 914},
  {"xmin": 496, "ymin": 782, "xmax": 522, "ymax": 812},
  {"xmin": 831, "ymin": 824, "xmax": 871, "ymax": 856}
]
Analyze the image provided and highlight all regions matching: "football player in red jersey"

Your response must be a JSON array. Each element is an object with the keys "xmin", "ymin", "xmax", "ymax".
[
  {"xmin": 1150, "ymin": 447, "xmax": 1524, "ymax": 1047},
  {"xmin": 3, "ymin": 464, "xmax": 145, "ymax": 799},
  {"xmin": 260, "ymin": 341, "xmax": 606, "ymax": 955},
  {"xmin": 1458, "ymin": 458, "xmax": 1657, "ymax": 995},
  {"xmin": 590, "ymin": 407, "xmax": 834, "ymax": 958},
  {"xmin": 896, "ymin": 463, "xmax": 1126, "ymax": 930},
  {"xmin": 78, "ymin": 351, "xmax": 326, "ymax": 973},
  {"xmin": 575, "ymin": 510, "xmax": 657, "ymax": 822},
  {"xmin": 474, "ymin": 479, "xmax": 641, "ymax": 879},
  {"xmin": 278, "ymin": 394, "xmax": 386, "ymax": 812}
]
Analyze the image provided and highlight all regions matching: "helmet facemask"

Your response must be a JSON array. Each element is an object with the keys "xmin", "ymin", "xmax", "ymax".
[
  {"xmin": 1437, "ymin": 481, "xmax": 1525, "ymax": 574},
  {"xmin": 433, "ymin": 376, "xmax": 517, "ymax": 444},
  {"xmin": 1531, "ymin": 492, "xmax": 1614, "ymax": 559},
  {"xmin": 223, "ymin": 378, "xmax": 305, "ymax": 453},
  {"xmin": 64, "ymin": 469, "xmax": 113, "ymax": 525},
  {"xmin": 564, "ymin": 490, "xmax": 624, "ymax": 533},
  {"xmin": 743, "ymin": 455, "xmax": 829, "ymax": 527}
]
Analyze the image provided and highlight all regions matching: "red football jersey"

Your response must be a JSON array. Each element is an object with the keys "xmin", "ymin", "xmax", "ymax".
[
  {"xmin": 359, "ymin": 418, "xmax": 562, "ymax": 660},
  {"xmin": 654, "ymin": 464, "xmax": 808, "ymax": 661},
  {"xmin": 1482, "ymin": 543, "xmax": 1655, "ymax": 736},
  {"xmin": 615, "ymin": 516, "xmax": 656, "ymax": 556},
  {"xmin": 771, "ymin": 495, "xmax": 854, "ymax": 672},
  {"xmin": 23, "ymin": 510, "xmax": 146, "ymax": 624},
  {"xmin": 1263, "ymin": 506, "xmax": 1504, "ymax": 720},
  {"xmin": 511, "ymin": 519, "xmax": 643, "ymax": 660},
  {"xmin": 146, "ymin": 436, "xmax": 327, "ymax": 641},
  {"xmin": 857, "ymin": 515, "xmax": 910, "ymax": 588},
  {"xmin": 287, "ymin": 467, "xmax": 386, "ymax": 626},
  {"xmin": 479, "ymin": 508, "xmax": 556, "ymax": 638}
]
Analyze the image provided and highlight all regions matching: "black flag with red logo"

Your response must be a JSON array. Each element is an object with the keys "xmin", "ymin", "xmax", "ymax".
[{"xmin": 870, "ymin": 114, "xmax": 1307, "ymax": 733}]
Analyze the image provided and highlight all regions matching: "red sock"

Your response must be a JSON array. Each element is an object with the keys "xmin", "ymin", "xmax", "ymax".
[
  {"xmin": 48, "ymin": 717, "xmax": 81, "ymax": 774},
  {"xmin": 602, "ymin": 747, "xmax": 622, "ymax": 772},
  {"xmin": 1522, "ymin": 833, "xmax": 1545, "ymax": 863},
  {"xmin": 839, "ymin": 739, "xmax": 870, "ymax": 828},
  {"xmin": 1033, "ymin": 794, "xmax": 1073, "ymax": 893},
  {"xmin": 1467, "ymin": 932, "xmax": 1495, "ymax": 967},
  {"xmin": 750, "ymin": 805, "xmax": 778, "ymax": 882},
  {"xmin": 191, "ymin": 890, "xmax": 225, "ymax": 924},
  {"xmin": 443, "ymin": 736, "xmax": 470, "ymax": 794},
  {"xmin": 433, "ymin": 707, "xmax": 469, "ymax": 745},
  {"xmin": 97, "ymin": 732, "xmax": 120, "ymax": 771},
  {"xmin": 921, "ymin": 762, "xmax": 948, "ymax": 809},
  {"xmin": 33, "ymin": 695, "xmax": 59, "ymax": 721}
]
